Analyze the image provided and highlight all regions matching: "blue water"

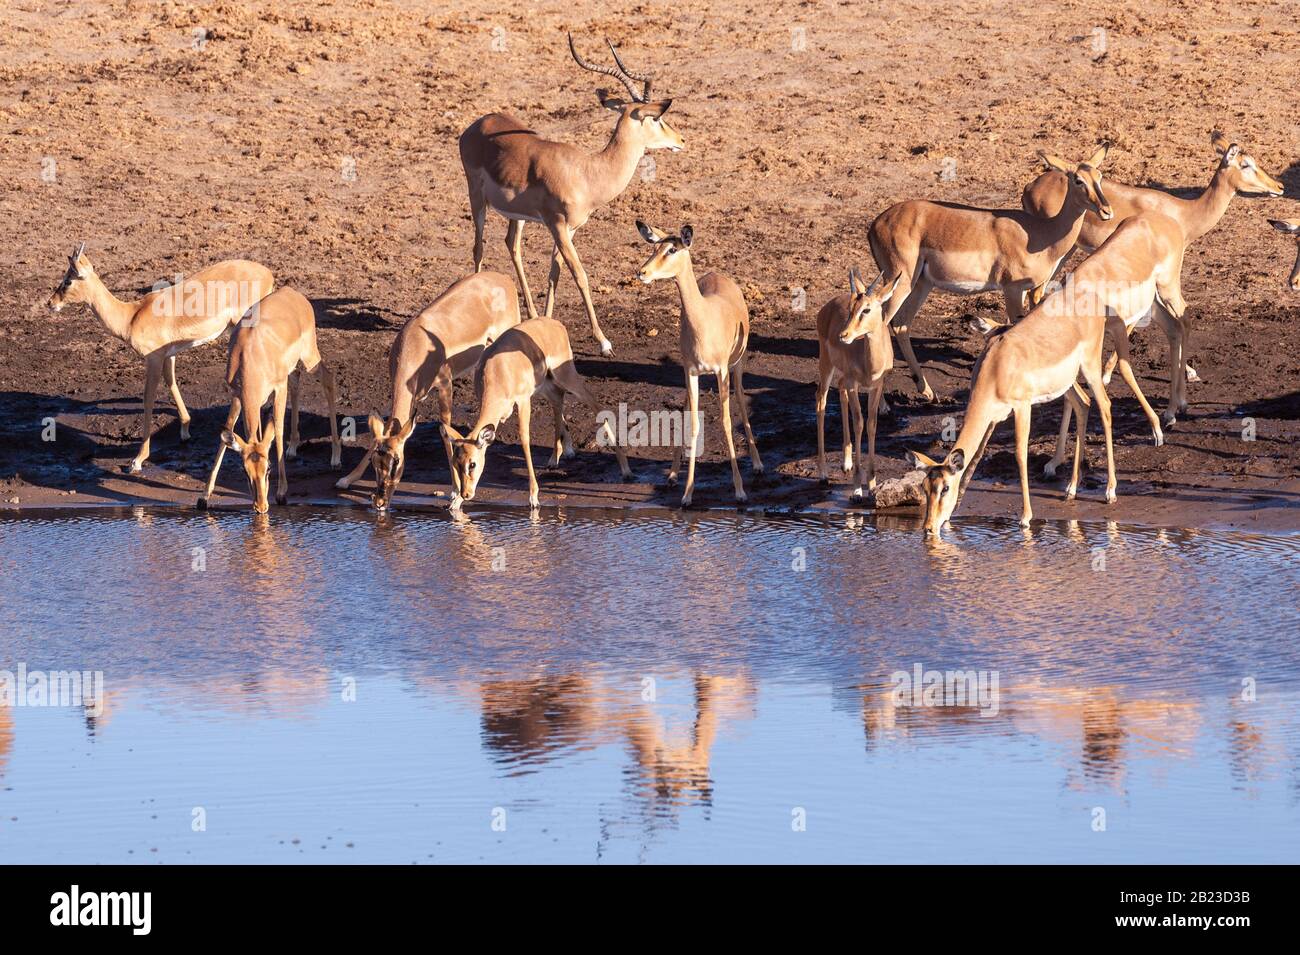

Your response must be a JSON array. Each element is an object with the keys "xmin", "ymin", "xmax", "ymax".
[{"xmin": 0, "ymin": 507, "xmax": 1297, "ymax": 863}]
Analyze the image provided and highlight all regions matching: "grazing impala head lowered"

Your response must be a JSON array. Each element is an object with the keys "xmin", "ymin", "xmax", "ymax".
[
  {"xmin": 911, "ymin": 449, "xmax": 965, "ymax": 539},
  {"xmin": 367, "ymin": 413, "xmax": 417, "ymax": 510},
  {"xmin": 1213, "ymin": 132, "xmax": 1285, "ymax": 197},
  {"xmin": 1039, "ymin": 149, "xmax": 1114, "ymax": 221},
  {"xmin": 442, "ymin": 423, "xmax": 495, "ymax": 502},
  {"xmin": 222, "ymin": 421, "xmax": 277, "ymax": 514},
  {"xmin": 1267, "ymin": 219, "xmax": 1300, "ymax": 291},
  {"xmin": 47, "ymin": 243, "xmax": 90, "ymax": 311},
  {"xmin": 838, "ymin": 269, "xmax": 903, "ymax": 344}
]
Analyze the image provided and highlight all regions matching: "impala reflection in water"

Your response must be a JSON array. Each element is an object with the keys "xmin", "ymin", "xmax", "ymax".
[{"xmin": 0, "ymin": 508, "xmax": 1297, "ymax": 863}]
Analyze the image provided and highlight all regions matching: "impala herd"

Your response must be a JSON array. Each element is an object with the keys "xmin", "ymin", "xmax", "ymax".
[{"xmin": 41, "ymin": 36, "xmax": 1296, "ymax": 538}]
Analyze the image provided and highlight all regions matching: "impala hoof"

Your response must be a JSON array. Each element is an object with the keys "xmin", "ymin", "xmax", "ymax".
[
  {"xmin": 851, "ymin": 487, "xmax": 864, "ymax": 500},
  {"xmin": 1162, "ymin": 412, "xmax": 1177, "ymax": 428},
  {"xmin": 735, "ymin": 491, "xmax": 748, "ymax": 504},
  {"xmin": 1153, "ymin": 428, "xmax": 1165, "ymax": 448},
  {"xmin": 276, "ymin": 494, "xmax": 287, "ymax": 506},
  {"xmin": 127, "ymin": 461, "xmax": 144, "ymax": 474},
  {"xmin": 449, "ymin": 494, "xmax": 464, "ymax": 511},
  {"xmin": 1101, "ymin": 373, "xmax": 1113, "ymax": 387},
  {"xmin": 1186, "ymin": 365, "xmax": 1201, "ymax": 383},
  {"xmin": 335, "ymin": 477, "xmax": 351, "ymax": 489},
  {"xmin": 196, "ymin": 496, "xmax": 209, "ymax": 510},
  {"xmin": 330, "ymin": 456, "xmax": 342, "ymax": 470},
  {"xmin": 1019, "ymin": 515, "xmax": 1032, "ymax": 528},
  {"xmin": 180, "ymin": 426, "xmax": 191, "ymax": 442},
  {"xmin": 1105, "ymin": 488, "xmax": 1117, "ymax": 504},
  {"xmin": 666, "ymin": 474, "xmax": 679, "ymax": 488},
  {"xmin": 919, "ymin": 386, "xmax": 936, "ymax": 403},
  {"xmin": 680, "ymin": 494, "xmax": 693, "ymax": 508},
  {"xmin": 1065, "ymin": 486, "xmax": 1077, "ymax": 501},
  {"xmin": 1043, "ymin": 461, "xmax": 1059, "ymax": 478},
  {"xmin": 819, "ymin": 476, "xmax": 830, "ymax": 486},
  {"xmin": 599, "ymin": 339, "xmax": 614, "ymax": 357},
  {"xmin": 286, "ymin": 446, "xmax": 299, "ymax": 460}
]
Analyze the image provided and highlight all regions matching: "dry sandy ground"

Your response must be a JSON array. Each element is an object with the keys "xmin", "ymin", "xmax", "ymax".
[{"xmin": 2, "ymin": 0, "xmax": 1298, "ymax": 531}]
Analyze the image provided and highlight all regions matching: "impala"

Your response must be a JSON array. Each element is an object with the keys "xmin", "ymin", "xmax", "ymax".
[
  {"xmin": 442, "ymin": 316, "xmax": 632, "ymax": 508},
  {"xmin": 46, "ymin": 245, "xmax": 274, "ymax": 472},
  {"xmin": 911, "ymin": 213, "xmax": 1186, "ymax": 539},
  {"xmin": 868, "ymin": 147, "xmax": 1112, "ymax": 401},
  {"xmin": 1023, "ymin": 132, "xmax": 1285, "ymax": 424},
  {"xmin": 636, "ymin": 221, "xmax": 764, "ymax": 506},
  {"xmin": 335, "ymin": 271, "xmax": 522, "ymax": 509},
  {"xmin": 197, "ymin": 288, "xmax": 340, "ymax": 513},
  {"xmin": 1267, "ymin": 219, "xmax": 1300, "ymax": 291},
  {"xmin": 815, "ymin": 268, "xmax": 903, "ymax": 498},
  {"xmin": 458, "ymin": 34, "xmax": 683, "ymax": 356}
]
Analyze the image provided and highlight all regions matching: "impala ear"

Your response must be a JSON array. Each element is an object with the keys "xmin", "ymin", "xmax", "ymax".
[
  {"xmin": 680, "ymin": 224, "xmax": 693, "ymax": 248},
  {"xmin": 883, "ymin": 272, "xmax": 904, "ymax": 300},
  {"xmin": 475, "ymin": 425, "xmax": 496, "ymax": 449},
  {"xmin": 221, "ymin": 430, "xmax": 244, "ymax": 453},
  {"xmin": 943, "ymin": 449, "xmax": 965, "ymax": 473},
  {"xmin": 597, "ymin": 89, "xmax": 627, "ymax": 112},
  {"xmin": 439, "ymin": 422, "xmax": 463, "ymax": 442},
  {"xmin": 1211, "ymin": 130, "xmax": 1233, "ymax": 155},
  {"xmin": 636, "ymin": 220, "xmax": 664, "ymax": 244},
  {"xmin": 1037, "ymin": 151, "xmax": 1073, "ymax": 174},
  {"xmin": 1085, "ymin": 143, "xmax": 1109, "ymax": 168},
  {"xmin": 260, "ymin": 418, "xmax": 277, "ymax": 449},
  {"xmin": 368, "ymin": 413, "xmax": 386, "ymax": 440},
  {"xmin": 1268, "ymin": 219, "xmax": 1300, "ymax": 235},
  {"xmin": 398, "ymin": 414, "xmax": 417, "ymax": 440},
  {"xmin": 631, "ymin": 99, "xmax": 671, "ymax": 121},
  {"xmin": 909, "ymin": 450, "xmax": 940, "ymax": 470},
  {"xmin": 1222, "ymin": 143, "xmax": 1241, "ymax": 165}
]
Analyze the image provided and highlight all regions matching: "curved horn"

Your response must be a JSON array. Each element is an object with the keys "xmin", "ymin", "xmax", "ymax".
[
  {"xmin": 568, "ymin": 32, "xmax": 643, "ymax": 102},
  {"xmin": 606, "ymin": 37, "xmax": 652, "ymax": 101}
]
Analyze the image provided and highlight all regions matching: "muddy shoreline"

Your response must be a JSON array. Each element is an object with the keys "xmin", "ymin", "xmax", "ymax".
[{"xmin": 3, "ymin": 1, "xmax": 1299, "ymax": 535}]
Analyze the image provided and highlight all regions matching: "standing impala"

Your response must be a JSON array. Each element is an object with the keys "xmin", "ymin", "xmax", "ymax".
[
  {"xmin": 458, "ymin": 34, "xmax": 684, "ymax": 357},
  {"xmin": 815, "ymin": 268, "xmax": 902, "ymax": 498},
  {"xmin": 198, "ymin": 288, "xmax": 340, "ymax": 513},
  {"xmin": 335, "ymin": 271, "xmax": 522, "ymax": 510},
  {"xmin": 868, "ymin": 147, "xmax": 1113, "ymax": 401},
  {"xmin": 636, "ymin": 221, "xmax": 764, "ymax": 506},
  {"xmin": 1267, "ymin": 219, "xmax": 1300, "ymax": 291},
  {"xmin": 442, "ymin": 316, "xmax": 632, "ymax": 509},
  {"xmin": 46, "ymin": 245, "xmax": 274, "ymax": 472},
  {"xmin": 912, "ymin": 212, "xmax": 1186, "ymax": 539},
  {"xmin": 1023, "ymin": 132, "xmax": 1285, "ymax": 424}
]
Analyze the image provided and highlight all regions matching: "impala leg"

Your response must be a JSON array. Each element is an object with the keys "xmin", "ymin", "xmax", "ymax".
[
  {"xmin": 1044, "ymin": 396, "xmax": 1074, "ymax": 478},
  {"xmin": 682, "ymin": 371, "xmax": 700, "ymax": 506},
  {"xmin": 1079, "ymin": 360, "xmax": 1116, "ymax": 504},
  {"xmin": 815, "ymin": 369, "xmax": 830, "ymax": 484},
  {"xmin": 431, "ymin": 366, "xmax": 457, "ymax": 487},
  {"xmin": 200, "ymin": 398, "xmax": 242, "ymax": 506},
  {"xmin": 554, "ymin": 225, "xmax": 612, "ymax": 356},
  {"xmin": 318, "ymin": 362, "xmax": 341, "ymax": 467},
  {"xmin": 164, "ymin": 355, "xmax": 191, "ymax": 441},
  {"xmin": 733, "ymin": 355, "xmax": 762, "ymax": 473},
  {"xmin": 543, "ymin": 382, "xmax": 567, "ymax": 468},
  {"xmin": 506, "ymin": 220, "xmax": 540, "ymax": 321},
  {"xmin": 865, "ymin": 383, "xmax": 881, "ymax": 493},
  {"xmin": 516, "ymin": 397, "xmax": 539, "ymax": 508},
  {"xmin": 1013, "ymin": 402, "xmax": 1032, "ymax": 527},
  {"xmin": 885, "ymin": 274, "xmax": 936, "ymax": 401},
  {"xmin": 716, "ymin": 369, "xmax": 746, "ymax": 503},
  {"xmin": 468, "ymin": 182, "xmax": 487, "ymax": 273},
  {"xmin": 336, "ymin": 437, "xmax": 374, "ymax": 490},
  {"xmin": 551, "ymin": 363, "xmax": 630, "ymax": 478},
  {"xmin": 273, "ymin": 386, "xmax": 289, "ymax": 506},
  {"xmin": 1107, "ymin": 316, "xmax": 1163, "ymax": 447},
  {"xmin": 130, "ymin": 357, "xmax": 164, "ymax": 473},
  {"xmin": 1063, "ymin": 389, "xmax": 1088, "ymax": 501},
  {"xmin": 543, "ymin": 242, "xmax": 562, "ymax": 319},
  {"xmin": 848, "ymin": 386, "xmax": 865, "ymax": 499},
  {"xmin": 838, "ymin": 387, "xmax": 853, "ymax": 473},
  {"xmin": 286, "ymin": 370, "xmax": 302, "ymax": 458}
]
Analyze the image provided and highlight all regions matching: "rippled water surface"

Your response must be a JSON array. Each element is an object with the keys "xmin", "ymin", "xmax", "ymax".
[{"xmin": 1, "ymin": 507, "xmax": 1297, "ymax": 863}]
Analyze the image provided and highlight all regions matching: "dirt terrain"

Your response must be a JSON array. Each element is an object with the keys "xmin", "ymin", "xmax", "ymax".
[{"xmin": 2, "ymin": 0, "xmax": 1298, "ymax": 531}]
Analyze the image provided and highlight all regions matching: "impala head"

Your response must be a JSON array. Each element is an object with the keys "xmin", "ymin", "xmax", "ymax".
[
  {"xmin": 1039, "ymin": 146, "xmax": 1113, "ymax": 220},
  {"xmin": 1267, "ymin": 219, "xmax": 1300, "ymax": 291},
  {"xmin": 222, "ymin": 420, "xmax": 277, "ymax": 514},
  {"xmin": 367, "ymin": 412, "xmax": 417, "ymax": 511},
  {"xmin": 910, "ymin": 448, "xmax": 965, "ymax": 539},
  {"xmin": 838, "ymin": 268, "xmax": 904, "ymax": 344},
  {"xmin": 636, "ymin": 220, "xmax": 694, "ymax": 282},
  {"xmin": 569, "ymin": 33, "xmax": 683, "ymax": 152},
  {"xmin": 442, "ymin": 423, "xmax": 495, "ymax": 502},
  {"xmin": 47, "ymin": 242, "xmax": 92, "ymax": 311},
  {"xmin": 1212, "ymin": 131, "xmax": 1285, "ymax": 197}
]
